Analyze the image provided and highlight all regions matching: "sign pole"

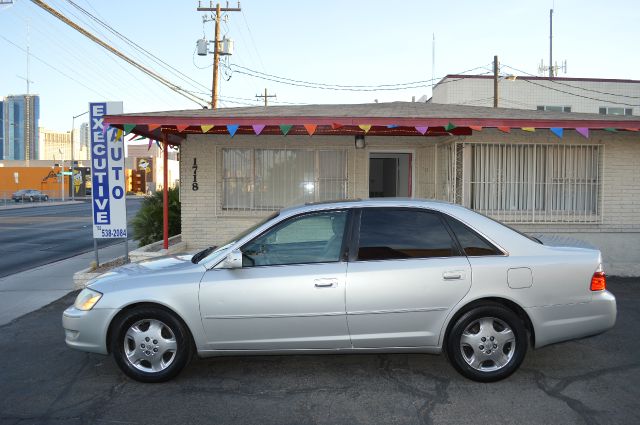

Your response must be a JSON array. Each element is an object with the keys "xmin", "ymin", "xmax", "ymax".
[{"xmin": 94, "ymin": 238, "xmax": 99, "ymax": 267}]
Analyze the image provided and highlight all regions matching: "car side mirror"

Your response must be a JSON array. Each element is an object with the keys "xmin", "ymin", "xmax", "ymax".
[{"xmin": 222, "ymin": 249, "xmax": 243, "ymax": 269}]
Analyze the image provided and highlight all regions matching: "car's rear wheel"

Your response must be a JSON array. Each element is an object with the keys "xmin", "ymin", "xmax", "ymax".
[
  {"xmin": 43, "ymin": 195, "xmax": 48, "ymax": 201},
  {"xmin": 446, "ymin": 303, "xmax": 527, "ymax": 382},
  {"xmin": 110, "ymin": 307, "xmax": 193, "ymax": 383}
]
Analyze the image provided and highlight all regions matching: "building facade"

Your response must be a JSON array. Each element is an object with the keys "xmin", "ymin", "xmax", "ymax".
[
  {"xmin": 431, "ymin": 75, "xmax": 639, "ymax": 116},
  {"xmin": 2, "ymin": 95, "xmax": 40, "ymax": 160},
  {"xmin": 38, "ymin": 128, "xmax": 71, "ymax": 161},
  {"xmin": 105, "ymin": 103, "xmax": 640, "ymax": 276}
]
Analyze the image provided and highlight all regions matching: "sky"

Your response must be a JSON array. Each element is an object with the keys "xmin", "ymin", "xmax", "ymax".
[{"xmin": 1, "ymin": 0, "xmax": 639, "ymax": 131}]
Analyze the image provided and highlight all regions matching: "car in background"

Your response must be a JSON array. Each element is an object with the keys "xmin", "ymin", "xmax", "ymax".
[
  {"xmin": 12, "ymin": 189, "xmax": 49, "ymax": 202},
  {"xmin": 62, "ymin": 199, "xmax": 617, "ymax": 383}
]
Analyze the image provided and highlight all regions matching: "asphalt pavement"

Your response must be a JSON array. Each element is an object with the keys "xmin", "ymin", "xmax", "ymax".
[
  {"xmin": 0, "ymin": 279, "xmax": 638, "ymax": 425},
  {"xmin": 0, "ymin": 198, "xmax": 142, "ymax": 278}
]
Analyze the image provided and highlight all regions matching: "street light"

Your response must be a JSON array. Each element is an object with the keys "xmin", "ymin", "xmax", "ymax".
[{"xmin": 71, "ymin": 110, "xmax": 89, "ymax": 200}]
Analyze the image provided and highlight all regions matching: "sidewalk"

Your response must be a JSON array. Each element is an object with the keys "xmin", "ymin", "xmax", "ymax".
[
  {"xmin": 0, "ymin": 200, "xmax": 85, "ymax": 210},
  {"xmin": 0, "ymin": 241, "xmax": 132, "ymax": 326}
]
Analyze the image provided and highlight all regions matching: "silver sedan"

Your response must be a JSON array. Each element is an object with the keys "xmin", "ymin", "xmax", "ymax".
[{"xmin": 63, "ymin": 199, "xmax": 616, "ymax": 383}]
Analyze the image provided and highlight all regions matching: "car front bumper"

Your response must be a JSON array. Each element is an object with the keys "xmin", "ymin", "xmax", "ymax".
[
  {"xmin": 527, "ymin": 290, "xmax": 617, "ymax": 348},
  {"xmin": 62, "ymin": 305, "xmax": 118, "ymax": 355}
]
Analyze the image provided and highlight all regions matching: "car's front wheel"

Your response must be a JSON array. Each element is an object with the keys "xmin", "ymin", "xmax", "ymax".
[
  {"xmin": 446, "ymin": 303, "xmax": 527, "ymax": 382},
  {"xmin": 110, "ymin": 307, "xmax": 193, "ymax": 383}
]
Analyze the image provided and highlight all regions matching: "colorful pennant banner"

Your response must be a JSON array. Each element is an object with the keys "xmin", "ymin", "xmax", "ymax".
[
  {"xmin": 415, "ymin": 126, "xmax": 429, "ymax": 135},
  {"xmin": 444, "ymin": 122, "xmax": 456, "ymax": 132},
  {"xmin": 147, "ymin": 124, "xmax": 161, "ymax": 132},
  {"xmin": 304, "ymin": 124, "xmax": 317, "ymax": 136},
  {"xmin": 176, "ymin": 125, "xmax": 189, "ymax": 132},
  {"xmin": 469, "ymin": 126, "xmax": 483, "ymax": 131},
  {"xmin": 387, "ymin": 124, "xmax": 399, "ymax": 129},
  {"xmin": 358, "ymin": 124, "xmax": 372, "ymax": 134},
  {"xmin": 123, "ymin": 124, "xmax": 136, "ymax": 134},
  {"xmin": 227, "ymin": 124, "xmax": 239, "ymax": 137},
  {"xmin": 521, "ymin": 127, "xmax": 535, "ymax": 132},
  {"xmin": 147, "ymin": 139, "xmax": 153, "ymax": 150},
  {"xmin": 280, "ymin": 125, "xmax": 293, "ymax": 136},
  {"xmin": 497, "ymin": 127, "xmax": 511, "ymax": 133},
  {"xmin": 252, "ymin": 124, "xmax": 266, "ymax": 135},
  {"xmin": 550, "ymin": 128, "xmax": 564, "ymax": 138},
  {"xmin": 331, "ymin": 123, "xmax": 344, "ymax": 130},
  {"xmin": 201, "ymin": 125, "xmax": 214, "ymax": 133},
  {"xmin": 576, "ymin": 128, "xmax": 589, "ymax": 138}
]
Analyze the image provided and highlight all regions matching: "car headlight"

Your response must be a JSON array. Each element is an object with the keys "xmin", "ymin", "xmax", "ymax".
[{"xmin": 74, "ymin": 288, "xmax": 103, "ymax": 311}]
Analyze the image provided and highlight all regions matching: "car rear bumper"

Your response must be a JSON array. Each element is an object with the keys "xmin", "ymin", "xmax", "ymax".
[
  {"xmin": 527, "ymin": 290, "xmax": 617, "ymax": 348},
  {"xmin": 62, "ymin": 306, "xmax": 116, "ymax": 355}
]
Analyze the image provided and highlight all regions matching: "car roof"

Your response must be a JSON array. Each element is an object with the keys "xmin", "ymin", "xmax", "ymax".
[{"xmin": 281, "ymin": 198, "xmax": 458, "ymax": 216}]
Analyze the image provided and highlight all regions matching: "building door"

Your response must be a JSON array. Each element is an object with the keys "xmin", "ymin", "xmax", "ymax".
[{"xmin": 369, "ymin": 153, "xmax": 411, "ymax": 198}]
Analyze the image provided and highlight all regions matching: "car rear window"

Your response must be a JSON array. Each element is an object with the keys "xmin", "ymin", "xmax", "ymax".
[
  {"xmin": 444, "ymin": 215, "xmax": 503, "ymax": 256},
  {"xmin": 357, "ymin": 208, "xmax": 457, "ymax": 261}
]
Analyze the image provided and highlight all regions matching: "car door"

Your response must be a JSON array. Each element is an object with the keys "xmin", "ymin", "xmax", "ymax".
[
  {"xmin": 199, "ymin": 210, "xmax": 351, "ymax": 350},
  {"xmin": 345, "ymin": 207, "xmax": 472, "ymax": 348}
]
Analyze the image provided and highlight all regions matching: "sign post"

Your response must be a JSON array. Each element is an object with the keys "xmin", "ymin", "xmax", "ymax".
[{"xmin": 89, "ymin": 102, "xmax": 128, "ymax": 265}]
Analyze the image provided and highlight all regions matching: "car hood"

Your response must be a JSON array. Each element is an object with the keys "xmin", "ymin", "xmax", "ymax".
[{"xmin": 87, "ymin": 254, "xmax": 205, "ymax": 288}]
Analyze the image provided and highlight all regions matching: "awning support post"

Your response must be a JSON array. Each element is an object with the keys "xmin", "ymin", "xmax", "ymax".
[{"xmin": 162, "ymin": 131, "xmax": 169, "ymax": 250}]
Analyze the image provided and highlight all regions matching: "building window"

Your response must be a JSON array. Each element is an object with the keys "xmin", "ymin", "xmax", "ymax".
[
  {"xmin": 437, "ymin": 143, "xmax": 602, "ymax": 223},
  {"xmin": 222, "ymin": 148, "xmax": 348, "ymax": 211},
  {"xmin": 599, "ymin": 107, "xmax": 632, "ymax": 116},
  {"xmin": 537, "ymin": 105, "xmax": 572, "ymax": 113}
]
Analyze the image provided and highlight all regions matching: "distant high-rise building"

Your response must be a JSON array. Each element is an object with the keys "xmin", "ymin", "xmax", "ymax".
[
  {"xmin": 2, "ymin": 94, "xmax": 40, "ymax": 160},
  {"xmin": 0, "ymin": 101, "xmax": 4, "ymax": 159},
  {"xmin": 39, "ymin": 127, "xmax": 71, "ymax": 161},
  {"xmin": 79, "ymin": 122, "xmax": 90, "ymax": 160}
]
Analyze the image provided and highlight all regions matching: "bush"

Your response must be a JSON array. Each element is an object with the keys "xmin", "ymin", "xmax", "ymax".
[{"xmin": 131, "ymin": 187, "xmax": 181, "ymax": 246}]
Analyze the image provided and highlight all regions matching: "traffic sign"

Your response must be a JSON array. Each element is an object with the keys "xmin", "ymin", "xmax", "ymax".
[{"xmin": 61, "ymin": 171, "xmax": 73, "ymax": 175}]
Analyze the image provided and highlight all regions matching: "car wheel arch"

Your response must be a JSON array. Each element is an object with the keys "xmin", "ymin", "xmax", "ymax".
[
  {"xmin": 105, "ymin": 302, "xmax": 195, "ymax": 355},
  {"xmin": 441, "ymin": 297, "xmax": 535, "ymax": 354}
]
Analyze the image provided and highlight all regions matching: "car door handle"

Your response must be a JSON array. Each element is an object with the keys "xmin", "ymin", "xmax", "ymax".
[
  {"xmin": 443, "ymin": 271, "xmax": 464, "ymax": 280},
  {"xmin": 314, "ymin": 278, "xmax": 339, "ymax": 288}
]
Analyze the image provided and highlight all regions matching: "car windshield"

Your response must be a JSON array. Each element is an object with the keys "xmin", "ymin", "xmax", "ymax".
[{"xmin": 192, "ymin": 212, "xmax": 279, "ymax": 264}]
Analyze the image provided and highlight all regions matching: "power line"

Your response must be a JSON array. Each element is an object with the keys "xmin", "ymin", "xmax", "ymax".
[
  {"xmin": 29, "ymin": 0, "xmax": 209, "ymax": 107},
  {"xmin": 502, "ymin": 63, "xmax": 640, "ymax": 101},
  {"xmin": 64, "ymin": 0, "xmax": 211, "ymax": 95},
  {"xmin": 0, "ymin": 33, "xmax": 112, "ymax": 99}
]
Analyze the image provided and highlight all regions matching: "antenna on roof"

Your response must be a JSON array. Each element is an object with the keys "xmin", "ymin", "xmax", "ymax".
[{"xmin": 538, "ymin": 8, "xmax": 567, "ymax": 78}]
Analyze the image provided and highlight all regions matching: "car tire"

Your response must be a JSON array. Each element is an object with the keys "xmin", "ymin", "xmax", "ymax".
[
  {"xmin": 446, "ymin": 303, "xmax": 527, "ymax": 382},
  {"xmin": 43, "ymin": 195, "xmax": 48, "ymax": 201},
  {"xmin": 29, "ymin": 196, "xmax": 34, "ymax": 202},
  {"xmin": 110, "ymin": 307, "xmax": 193, "ymax": 383}
]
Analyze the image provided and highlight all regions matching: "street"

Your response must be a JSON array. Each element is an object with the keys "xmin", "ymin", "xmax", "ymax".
[
  {"xmin": 0, "ymin": 199, "xmax": 142, "ymax": 278},
  {"xmin": 0, "ymin": 279, "xmax": 638, "ymax": 425}
]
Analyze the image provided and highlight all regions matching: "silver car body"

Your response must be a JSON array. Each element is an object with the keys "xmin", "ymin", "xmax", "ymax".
[{"xmin": 63, "ymin": 199, "xmax": 616, "ymax": 358}]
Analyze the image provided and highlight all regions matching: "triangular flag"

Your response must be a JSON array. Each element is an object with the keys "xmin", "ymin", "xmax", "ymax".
[
  {"xmin": 415, "ymin": 126, "xmax": 429, "ymax": 135},
  {"xmin": 201, "ymin": 125, "xmax": 214, "ymax": 133},
  {"xmin": 331, "ymin": 123, "xmax": 344, "ymax": 129},
  {"xmin": 147, "ymin": 124, "xmax": 161, "ymax": 131},
  {"xmin": 147, "ymin": 139, "xmax": 153, "ymax": 150},
  {"xmin": 176, "ymin": 125, "xmax": 189, "ymax": 132},
  {"xmin": 114, "ymin": 128, "xmax": 124, "ymax": 141},
  {"xmin": 280, "ymin": 124, "xmax": 293, "ymax": 135},
  {"xmin": 623, "ymin": 128, "xmax": 639, "ymax": 132},
  {"xmin": 132, "ymin": 135, "xmax": 146, "ymax": 141},
  {"xmin": 604, "ymin": 128, "xmax": 618, "ymax": 132},
  {"xmin": 358, "ymin": 124, "xmax": 371, "ymax": 133},
  {"xmin": 497, "ymin": 126, "xmax": 511, "ymax": 133},
  {"xmin": 155, "ymin": 140, "xmax": 163, "ymax": 150},
  {"xmin": 227, "ymin": 124, "xmax": 239, "ymax": 137},
  {"xmin": 444, "ymin": 122, "xmax": 456, "ymax": 131},
  {"xmin": 550, "ymin": 127, "xmax": 563, "ymax": 138},
  {"xmin": 252, "ymin": 124, "xmax": 266, "ymax": 135},
  {"xmin": 387, "ymin": 124, "xmax": 398, "ymax": 128},
  {"xmin": 304, "ymin": 124, "xmax": 317, "ymax": 136},
  {"xmin": 469, "ymin": 126, "xmax": 483, "ymax": 131},
  {"xmin": 123, "ymin": 124, "xmax": 135, "ymax": 134},
  {"xmin": 576, "ymin": 128, "xmax": 589, "ymax": 138},
  {"xmin": 521, "ymin": 127, "xmax": 535, "ymax": 132}
]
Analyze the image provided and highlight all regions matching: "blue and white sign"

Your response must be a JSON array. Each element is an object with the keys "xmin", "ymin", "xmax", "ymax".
[{"xmin": 90, "ymin": 102, "xmax": 128, "ymax": 239}]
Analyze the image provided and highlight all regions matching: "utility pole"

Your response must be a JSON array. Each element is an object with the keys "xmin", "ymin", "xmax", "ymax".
[
  {"xmin": 256, "ymin": 88, "xmax": 276, "ymax": 106},
  {"xmin": 197, "ymin": 1, "xmax": 241, "ymax": 109},
  {"xmin": 549, "ymin": 8, "xmax": 553, "ymax": 78},
  {"xmin": 493, "ymin": 55, "xmax": 499, "ymax": 108}
]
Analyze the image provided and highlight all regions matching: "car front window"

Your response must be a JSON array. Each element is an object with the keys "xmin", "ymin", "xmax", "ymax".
[{"xmin": 241, "ymin": 210, "xmax": 348, "ymax": 267}]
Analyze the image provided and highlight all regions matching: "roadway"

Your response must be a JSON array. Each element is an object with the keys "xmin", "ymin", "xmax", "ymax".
[{"xmin": 0, "ymin": 198, "xmax": 142, "ymax": 278}]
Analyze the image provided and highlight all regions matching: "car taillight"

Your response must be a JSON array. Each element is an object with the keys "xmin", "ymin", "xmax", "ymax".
[{"xmin": 590, "ymin": 271, "xmax": 606, "ymax": 291}]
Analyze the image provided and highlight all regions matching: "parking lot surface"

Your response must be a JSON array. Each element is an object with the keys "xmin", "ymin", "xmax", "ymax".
[{"xmin": 1, "ymin": 279, "xmax": 638, "ymax": 425}]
